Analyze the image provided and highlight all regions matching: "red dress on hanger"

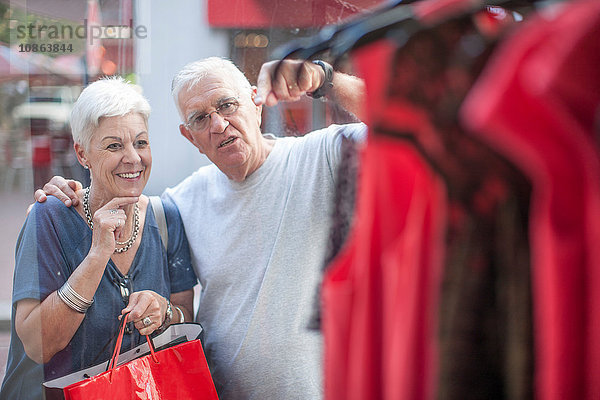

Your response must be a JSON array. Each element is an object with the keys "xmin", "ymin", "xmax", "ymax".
[
  {"xmin": 463, "ymin": 0, "xmax": 600, "ymax": 398},
  {"xmin": 322, "ymin": 5, "xmax": 533, "ymax": 399}
]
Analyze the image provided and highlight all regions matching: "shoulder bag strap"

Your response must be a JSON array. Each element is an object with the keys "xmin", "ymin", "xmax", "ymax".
[{"xmin": 149, "ymin": 196, "xmax": 168, "ymax": 251}]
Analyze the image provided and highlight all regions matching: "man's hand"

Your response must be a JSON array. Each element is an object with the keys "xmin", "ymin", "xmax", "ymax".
[
  {"xmin": 254, "ymin": 58, "xmax": 365, "ymax": 121},
  {"xmin": 254, "ymin": 59, "xmax": 324, "ymax": 107},
  {"xmin": 34, "ymin": 176, "xmax": 83, "ymax": 207}
]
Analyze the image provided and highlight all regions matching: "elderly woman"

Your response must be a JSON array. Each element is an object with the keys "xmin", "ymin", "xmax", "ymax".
[{"xmin": 0, "ymin": 78, "xmax": 197, "ymax": 399}]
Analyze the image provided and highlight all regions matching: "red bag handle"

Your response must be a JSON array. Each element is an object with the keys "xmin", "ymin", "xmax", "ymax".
[{"xmin": 107, "ymin": 313, "xmax": 159, "ymax": 379}]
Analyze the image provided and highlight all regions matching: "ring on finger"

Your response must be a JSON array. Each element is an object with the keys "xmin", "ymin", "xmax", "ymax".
[
  {"xmin": 142, "ymin": 316, "xmax": 152, "ymax": 327},
  {"xmin": 109, "ymin": 209, "xmax": 118, "ymax": 215}
]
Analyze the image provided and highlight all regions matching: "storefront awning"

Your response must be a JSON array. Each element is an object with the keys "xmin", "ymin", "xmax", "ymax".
[{"xmin": 208, "ymin": 0, "xmax": 386, "ymax": 28}]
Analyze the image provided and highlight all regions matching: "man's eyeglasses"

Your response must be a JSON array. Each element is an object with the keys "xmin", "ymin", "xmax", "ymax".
[{"xmin": 185, "ymin": 97, "xmax": 239, "ymax": 132}]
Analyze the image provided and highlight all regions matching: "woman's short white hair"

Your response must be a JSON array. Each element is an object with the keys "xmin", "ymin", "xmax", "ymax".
[
  {"xmin": 171, "ymin": 57, "xmax": 252, "ymax": 121},
  {"xmin": 71, "ymin": 77, "xmax": 151, "ymax": 150}
]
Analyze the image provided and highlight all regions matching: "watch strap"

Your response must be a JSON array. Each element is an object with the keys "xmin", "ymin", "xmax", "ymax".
[{"xmin": 307, "ymin": 60, "xmax": 334, "ymax": 99}]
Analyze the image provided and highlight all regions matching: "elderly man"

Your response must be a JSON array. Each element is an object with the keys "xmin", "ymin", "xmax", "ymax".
[{"xmin": 36, "ymin": 57, "xmax": 366, "ymax": 399}]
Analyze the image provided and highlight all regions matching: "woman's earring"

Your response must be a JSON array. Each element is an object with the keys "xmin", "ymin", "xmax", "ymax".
[{"xmin": 83, "ymin": 165, "xmax": 89, "ymax": 170}]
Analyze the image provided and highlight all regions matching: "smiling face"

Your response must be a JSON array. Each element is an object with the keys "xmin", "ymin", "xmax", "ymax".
[
  {"xmin": 75, "ymin": 113, "xmax": 151, "ymax": 202},
  {"xmin": 177, "ymin": 73, "xmax": 267, "ymax": 181}
]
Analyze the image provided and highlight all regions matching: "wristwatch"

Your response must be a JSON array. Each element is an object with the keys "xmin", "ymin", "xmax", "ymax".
[{"xmin": 307, "ymin": 60, "xmax": 334, "ymax": 99}]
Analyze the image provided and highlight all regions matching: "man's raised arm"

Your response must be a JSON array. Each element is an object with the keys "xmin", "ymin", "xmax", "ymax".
[{"xmin": 254, "ymin": 59, "xmax": 365, "ymax": 121}]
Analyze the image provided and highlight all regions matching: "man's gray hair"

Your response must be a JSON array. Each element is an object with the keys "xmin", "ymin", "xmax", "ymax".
[
  {"xmin": 71, "ymin": 77, "xmax": 151, "ymax": 150},
  {"xmin": 171, "ymin": 57, "xmax": 252, "ymax": 121}
]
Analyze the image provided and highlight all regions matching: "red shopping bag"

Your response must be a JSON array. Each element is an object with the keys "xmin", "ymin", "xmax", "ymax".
[{"xmin": 60, "ymin": 315, "xmax": 218, "ymax": 399}]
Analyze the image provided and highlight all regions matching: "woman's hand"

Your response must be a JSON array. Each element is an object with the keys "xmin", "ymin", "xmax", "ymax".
[
  {"xmin": 121, "ymin": 290, "xmax": 168, "ymax": 336},
  {"xmin": 89, "ymin": 197, "xmax": 138, "ymax": 258}
]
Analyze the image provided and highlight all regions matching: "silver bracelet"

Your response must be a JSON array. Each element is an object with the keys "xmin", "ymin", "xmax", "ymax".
[
  {"xmin": 174, "ymin": 305, "xmax": 184, "ymax": 323},
  {"xmin": 57, "ymin": 281, "xmax": 93, "ymax": 313}
]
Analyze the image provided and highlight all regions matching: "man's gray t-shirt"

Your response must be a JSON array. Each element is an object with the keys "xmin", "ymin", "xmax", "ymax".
[{"xmin": 164, "ymin": 123, "xmax": 366, "ymax": 399}]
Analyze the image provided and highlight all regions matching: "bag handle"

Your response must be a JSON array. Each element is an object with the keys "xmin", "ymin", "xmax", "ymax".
[{"xmin": 107, "ymin": 313, "xmax": 159, "ymax": 380}]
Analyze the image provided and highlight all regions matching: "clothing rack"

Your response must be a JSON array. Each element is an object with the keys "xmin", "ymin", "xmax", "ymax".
[{"xmin": 276, "ymin": 0, "xmax": 600, "ymax": 398}]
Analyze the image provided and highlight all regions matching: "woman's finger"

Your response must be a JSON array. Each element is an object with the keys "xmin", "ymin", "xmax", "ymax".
[
  {"xmin": 136, "ymin": 318, "xmax": 158, "ymax": 336},
  {"xmin": 122, "ymin": 291, "xmax": 155, "ymax": 320},
  {"xmin": 123, "ymin": 291, "xmax": 166, "ymax": 335},
  {"xmin": 93, "ymin": 198, "xmax": 135, "ymax": 237},
  {"xmin": 100, "ymin": 196, "xmax": 139, "ymax": 211}
]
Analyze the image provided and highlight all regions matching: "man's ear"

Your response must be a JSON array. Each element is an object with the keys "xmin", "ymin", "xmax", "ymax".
[
  {"xmin": 74, "ymin": 142, "xmax": 88, "ymax": 169},
  {"xmin": 251, "ymin": 86, "xmax": 263, "ymax": 126},
  {"xmin": 179, "ymin": 124, "xmax": 205, "ymax": 154}
]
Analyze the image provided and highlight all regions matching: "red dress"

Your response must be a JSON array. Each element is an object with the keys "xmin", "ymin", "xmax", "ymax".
[{"xmin": 463, "ymin": 0, "xmax": 600, "ymax": 398}]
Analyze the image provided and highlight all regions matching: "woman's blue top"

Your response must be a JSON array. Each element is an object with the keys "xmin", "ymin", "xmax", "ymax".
[{"xmin": 0, "ymin": 195, "xmax": 197, "ymax": 399}]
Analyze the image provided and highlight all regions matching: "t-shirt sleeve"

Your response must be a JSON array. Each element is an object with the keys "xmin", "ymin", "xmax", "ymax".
[
  {"xmin": 12, "ymin": 199, "xmax": 70, "ymax": 305},
  {"xmin": 318, "ymin": 122, "xmax": 367, "ymax": 176},
  {"xmin": 160, "ymin": 194, "xmax": 198, "ymax": 293},
  {"xmin": 340, "ymin": 122, "xmax": 368, "ymax": 143}
]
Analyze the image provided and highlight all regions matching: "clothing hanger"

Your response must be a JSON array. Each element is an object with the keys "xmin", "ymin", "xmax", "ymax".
[
  {"xmin": 271, "ymin": 0, "xmax": 406, "ymax": 62},
  {"xmin": 269, "ymin": 0, "xmax": 541, "ymax": 206},
  {"xmin": 271, "ymin": 0, "xmax": 540, "ymax": 71}
]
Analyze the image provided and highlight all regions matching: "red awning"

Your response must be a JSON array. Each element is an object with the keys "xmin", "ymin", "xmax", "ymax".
[{"xmin": 208, "ymin": 0, "xmax": 386, "ymax": 28}]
